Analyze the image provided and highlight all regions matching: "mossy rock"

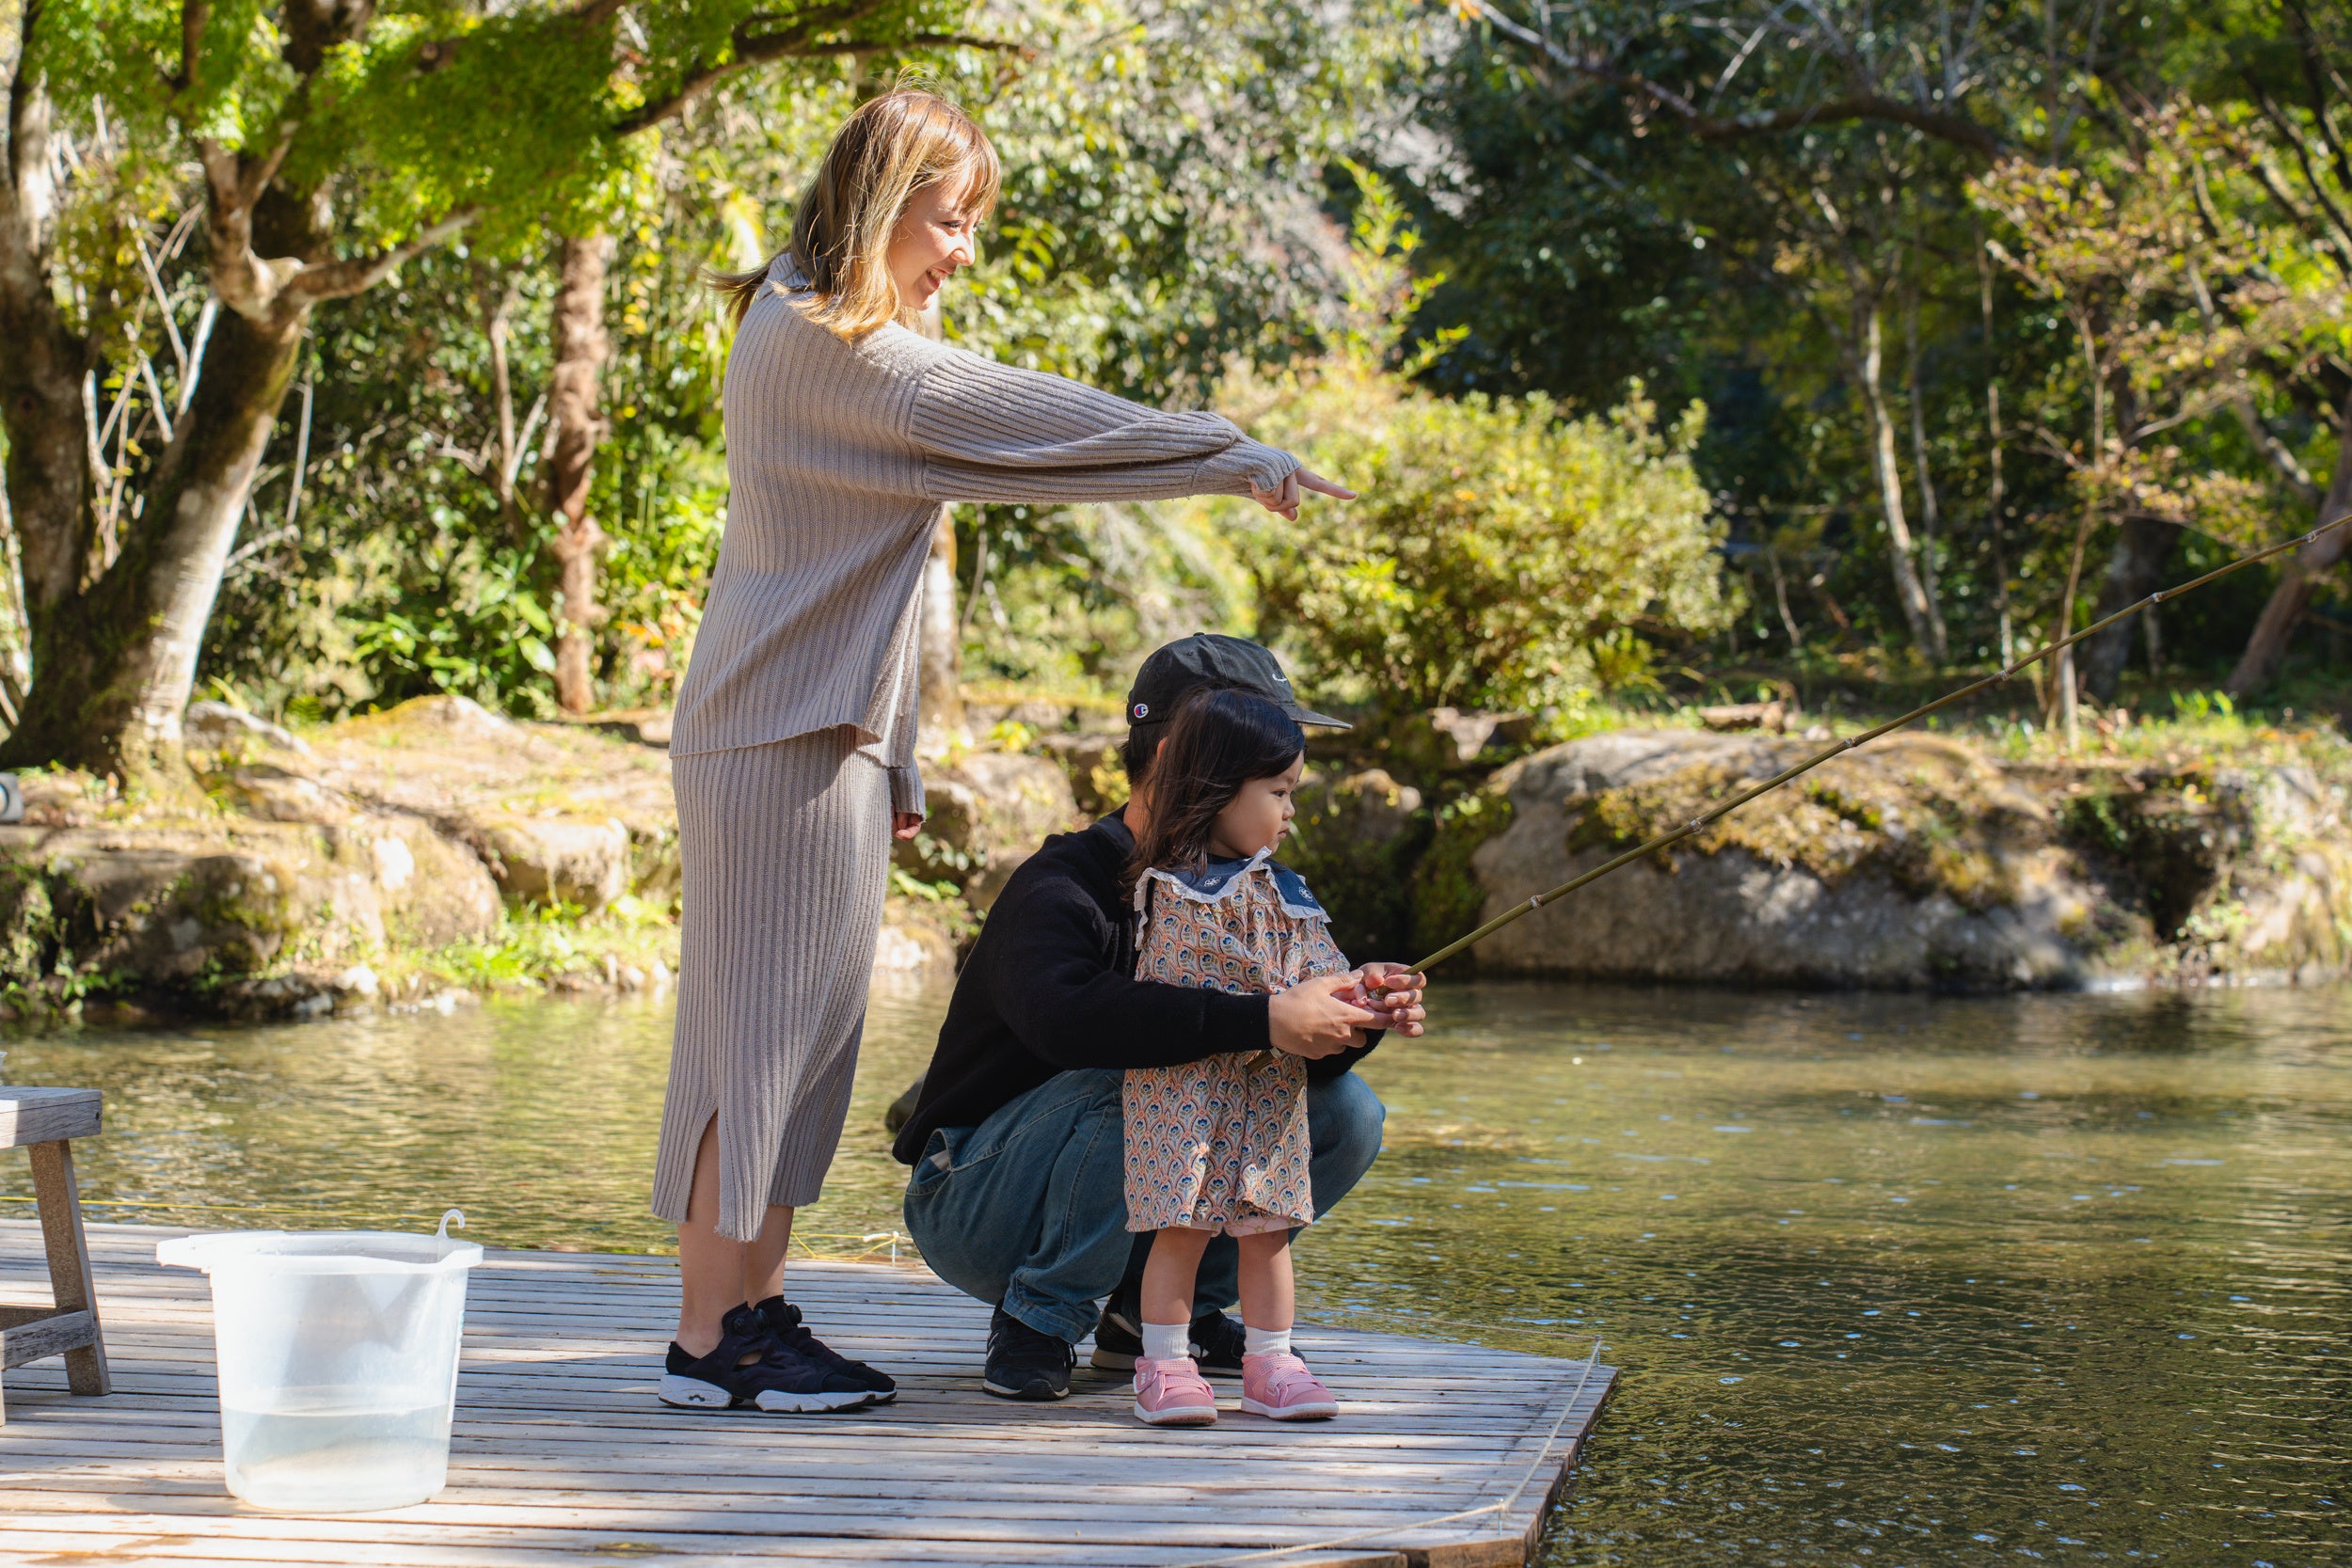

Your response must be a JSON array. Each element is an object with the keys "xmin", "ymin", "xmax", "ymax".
[
  {"xmin": 1282, "ymin": 768, "xmax": 1432, "ymax": 961},
  {"xmin": 1408, "ymin": 785, "xmax": 1515, "ymax": 969},
  {"xmin": 1568, "ymin": 735, "xmax": 2049, "ymax": 914}
]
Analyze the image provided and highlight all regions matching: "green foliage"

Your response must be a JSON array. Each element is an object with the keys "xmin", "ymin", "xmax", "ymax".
[
  {"xmin": 1395, "ymin": 0, "xmax": 2352, "ymax": 695},
  {"xmin": 1232, "ymin": 363, "xmax": 1732, "ymax": 716},
  {"xmin": 1407, "ymin": 787, "xmax": 1513, "ymax": 968},
  {"xmin": 1280, "ymin": 768, "xmax": 1432, "ymax": 958}
]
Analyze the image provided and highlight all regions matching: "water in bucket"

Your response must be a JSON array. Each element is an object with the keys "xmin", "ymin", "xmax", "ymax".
[{"xmin": 158, "ymin": 1210, "xmax": 483, "ymax": 1512}]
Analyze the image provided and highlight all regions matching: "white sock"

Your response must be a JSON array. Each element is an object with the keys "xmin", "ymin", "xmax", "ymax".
[
  {"xmin": 1142, "ymin": 1321, "xmax": 1191, "ymax": 1362},
  {"xmin": 1245, "ymin": 1325, "xmax": 1293, "ymax": 1357}
]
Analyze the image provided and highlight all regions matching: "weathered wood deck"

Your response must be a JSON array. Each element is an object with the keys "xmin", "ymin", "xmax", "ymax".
[{"xmin": 0, "ymin": 1219, "xmax": 1615, "ymax": 1568}]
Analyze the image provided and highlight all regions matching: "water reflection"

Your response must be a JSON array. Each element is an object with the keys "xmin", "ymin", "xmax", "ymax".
[{"xmin": 1, "ymin": 978, "xmax": 2343, "ymax": 1565}]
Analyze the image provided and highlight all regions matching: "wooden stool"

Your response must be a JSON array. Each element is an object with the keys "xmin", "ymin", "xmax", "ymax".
[{"xmin": 1, "ymin": 1087, "xmax": 110, "ymax": 1424}]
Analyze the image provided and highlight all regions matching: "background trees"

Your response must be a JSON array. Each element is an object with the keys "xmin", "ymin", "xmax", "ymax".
[
  {"xmin": 2, "ymin": 0, "xmax": 2347, "ymax": 767},
  {"xmin": 1407, "ymin": 0, "xmax": 2352, "ymax": 711}
]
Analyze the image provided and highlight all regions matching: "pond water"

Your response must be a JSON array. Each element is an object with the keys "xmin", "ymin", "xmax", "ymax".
[{"xmin": 2, "ymin": 978, "xmax": 2344, "ymax": 1567}]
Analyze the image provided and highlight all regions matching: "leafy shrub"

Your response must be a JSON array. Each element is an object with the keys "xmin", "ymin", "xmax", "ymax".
[
  {"xmin": 1218, "ymin": 169, "xmax": 1735, "ymax": 720},
  {"xmin": 1235, "ymin": 367, "xmax": 1733, "ymax": 718}
]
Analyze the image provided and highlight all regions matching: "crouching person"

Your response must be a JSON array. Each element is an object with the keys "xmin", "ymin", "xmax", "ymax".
[{"xmin": 890, "ymin": 635, "xmax": 1425, "ymax": 1399}]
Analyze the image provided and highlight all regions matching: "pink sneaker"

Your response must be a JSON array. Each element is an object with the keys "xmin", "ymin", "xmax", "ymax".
[
  {"xmin": 1240, "ymin": 1351, "xmax": 1339, "ymax": 1420},
  {"xmin": 1132, "ymin": 1355, "xmax": 1218, "ymax": 1426}
]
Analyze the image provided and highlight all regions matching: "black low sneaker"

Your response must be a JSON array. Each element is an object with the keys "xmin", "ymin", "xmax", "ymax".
[
  {"xmin": 983, "ymin": 1305, "xmax": 1076, "ymax": 1401},
  {"xmin": 1089, "ymin": 1301, "xmax": 1248, "ymax": 1376},
  {"xmin": 659, "ymin": 1302, "xmax": 875, "ymax": 1413},
  {"xmin": 755, "ymin": 1296, "xmax": 897, "ymax": 1404}
]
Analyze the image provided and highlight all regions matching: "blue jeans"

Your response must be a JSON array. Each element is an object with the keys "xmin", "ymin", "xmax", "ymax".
[{"xmin": 902, "ymin": 1068, "xmax": 1386, "ymax": 1344}]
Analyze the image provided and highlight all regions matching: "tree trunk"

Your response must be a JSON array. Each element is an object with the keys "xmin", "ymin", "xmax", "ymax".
[
  {"xmin": 546, "ymin": 233, "xmax": 612, "ymax": 717},
  {"xmin": 2225, "ymin": 387, "xmax": 2352, "ymax": 697},
  {"xmin": 2079, "ymin": 515, "xmax": 2181, "ymax": 703},
  {"xmin": 0, "ymin": 67, "xmax": 90, "ymax": 618},
  {"xmin": 1855, "ymin": 302, "xmax": 1947, "ymax": 661},
  {"xmin": 908, "ymin": 296, "xmax": 960, "ymax": 751},
  {"xmin": 0, "ymin": 305, "xmax": 304, "ymax": 774},
  {"xmin": 917, "ymin": 505, "xmax": 963, "ymax": 749}
]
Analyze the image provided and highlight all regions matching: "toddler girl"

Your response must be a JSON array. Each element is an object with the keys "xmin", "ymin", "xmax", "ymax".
[{"xmin": 1121, "ymin": 689, "xmax": 1355, "ymax": 1427}]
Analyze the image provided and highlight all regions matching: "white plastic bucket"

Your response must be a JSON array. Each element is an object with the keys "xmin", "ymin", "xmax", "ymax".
[{"xmin": 158, "ymin": 1210, "xmax": 483, "ymax": 1512}]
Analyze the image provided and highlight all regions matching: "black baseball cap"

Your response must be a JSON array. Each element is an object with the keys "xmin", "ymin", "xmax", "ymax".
[{"xmin": 1123, "ymin": 634, "xmax": 1349, "ymax": 732}]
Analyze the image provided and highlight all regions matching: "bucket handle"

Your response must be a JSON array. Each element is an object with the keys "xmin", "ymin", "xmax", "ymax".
[{"xmin": 436, "ymin": 1209, "xmax": 467, "ymax": 1242}]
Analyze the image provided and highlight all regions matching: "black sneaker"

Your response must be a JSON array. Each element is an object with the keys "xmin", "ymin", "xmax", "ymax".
[
  {"xmin": 755, "ymin": 1296, "xmax": 897, "ymax": 1404},
  {"xmin": 983, "ymin": 1305, "xmax": 1075, "ymax": 1401},
  {"xmin": 659, "ymin": 1302, "xmax": 875, "ymax": 1413},
  {"xmin": 1089, "ymin": 1301, "xmax": 1248, "ymax": 1376}
]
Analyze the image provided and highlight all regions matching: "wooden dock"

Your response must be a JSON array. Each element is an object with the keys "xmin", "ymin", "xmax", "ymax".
[{"xmin": 0, "ymin": 1219, "xmax": 1615, "ymax": 1568}]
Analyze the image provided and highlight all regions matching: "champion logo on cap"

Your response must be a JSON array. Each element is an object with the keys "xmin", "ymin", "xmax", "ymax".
[{"xmin": 1131, "ymin": 702, "xmax": 1150, "ymax": 720}]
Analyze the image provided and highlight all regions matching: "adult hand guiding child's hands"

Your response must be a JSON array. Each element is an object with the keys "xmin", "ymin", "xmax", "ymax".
[
  {"xmin": 1268, "ymin": 973, "xmax": 1384, "ymax": 1059},
  {"xmin": 1249, "ymin": 467, "xmax": 1356, "ymax": 522}
]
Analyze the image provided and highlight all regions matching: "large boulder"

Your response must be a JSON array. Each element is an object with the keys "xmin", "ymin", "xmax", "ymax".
[
  {"xmin": 476, "ymin": 815, "xmax": 633, "ymax": 911},
  {"xmin": 896, "ymin": 750, "xmax": 1081, "ymax": 910},
  {"xmin": 1283, "ymin": 768, "xmax": 1428, "ymax": 959},
  {"xmin": 305, "ymin": 694, "xmax": 680, "ymax": 909},
  {"xmin": 1036, "ymin": 730, "xmax": 1126, "ymax": 816},
  {"xmin": 0, "ymin": 813, "xmax": 501, "ymax": 994},
  {"xmin": 1446, "ymin": 728, "xmax": 2351, "ymax": 989}
]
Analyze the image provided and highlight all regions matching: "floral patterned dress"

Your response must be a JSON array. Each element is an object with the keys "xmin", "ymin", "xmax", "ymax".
[{"xmin": 1123, "ymin": 851, "xmax": 1350, "ymax": 1236}]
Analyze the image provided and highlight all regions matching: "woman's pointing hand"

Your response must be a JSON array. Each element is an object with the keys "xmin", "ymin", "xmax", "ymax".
[{"xmin": 1249, "ymin": 467, "xmax": 1356, "ymax": 521}]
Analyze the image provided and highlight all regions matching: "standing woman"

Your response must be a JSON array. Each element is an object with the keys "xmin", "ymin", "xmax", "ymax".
[{"xmin": 650, "ymin": 87, "xmax": 1351, "ymax": 1413}]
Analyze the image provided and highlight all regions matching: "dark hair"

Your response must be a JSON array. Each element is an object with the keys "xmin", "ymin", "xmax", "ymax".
[
  {"xmin": 1118, "ymin": 681, "xmax": 1254, "ymax": 794},
  {"xmin": 1125, "ymin": 689, "xmax": 1306, "ymax": 891}
]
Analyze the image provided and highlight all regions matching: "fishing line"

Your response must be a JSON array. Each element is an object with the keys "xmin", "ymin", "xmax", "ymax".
[{"xmin": 1394, "ymin": 509, "xmax": 2352, "ymax": 978}]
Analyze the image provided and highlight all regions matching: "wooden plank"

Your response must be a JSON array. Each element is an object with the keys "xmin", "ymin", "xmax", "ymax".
[
  {"xmin": 0, "ymin": 1087, "xmax": 102, "ymax": 1148},
  {"xmin": 0, "ymin": 1220, "xmax": 1613, "ymax": 1568},
  {"xmin": 0, "ymin": 1306, "xmax": 95, "ymax": 1369},
  {"xmin": 26, "ymin": 1138, "xmax": 109, "ymax": 1396},
  {"xmin": 0, "ymin": 1524, "xmax": 1406, "ymax": 1568}
]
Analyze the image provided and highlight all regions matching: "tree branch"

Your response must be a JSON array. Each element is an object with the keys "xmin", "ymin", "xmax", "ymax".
[
  {"xmin": 169, "ymin": 0, "xmax": 209, "ymax": 93},
  {"xmin": 2287, "ymin": 0, "xmax": 2352, "ymax": 197},
  {"xmin": 2238, "ymin": 131, "xmax": 2352, "ymax": 279},
  {"xmin": 2243, "ymin": 71, "xmax": 2352, "ymax": 261},
  {"xmin": 1470, "ymin": 0, "xmax": 2004, "ymax": 156},
  {"xmin": 287, "ymin": 208, "xmax": 477, "ymax": 304},
  {"xmin": 198, "ymin": 133, "xmax": 299, "ymax": 323},
  {"xmin": 612, "ymin": 7, "xmax": 1025, "ymax": 135}
]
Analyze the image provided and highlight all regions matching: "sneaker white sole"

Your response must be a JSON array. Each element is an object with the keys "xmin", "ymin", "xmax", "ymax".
[
  {"xmin": 1240, "ymin": 1395, "xmax": 1338, "ymax": 1420},
  {"xmin": 1133, "ymin": 1400, "xmax": 1218, "ymax": 1427},
  {"xmin": 658, "ymin": 1373, "xmax": 873, "ymax": 1413},
  {"xmin": 981, "ymin": 1377, "xmax": 1070, "ymax": 1400}
]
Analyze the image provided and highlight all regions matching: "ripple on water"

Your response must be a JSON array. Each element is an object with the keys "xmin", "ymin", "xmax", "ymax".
[{"xmin": 1, "ymin": 977, "xmax": 2344, "ymax": 1565}]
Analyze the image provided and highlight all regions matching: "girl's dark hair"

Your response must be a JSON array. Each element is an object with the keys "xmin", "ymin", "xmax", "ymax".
[{"xmin": 1125, "ymin": 689, "xmax": 1306, "ymax": 891}]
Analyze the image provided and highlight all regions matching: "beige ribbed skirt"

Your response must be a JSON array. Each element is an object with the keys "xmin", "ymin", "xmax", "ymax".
[{"xmin": 651, "ymin": 726, "xmax": 892, "ymax": 1241}]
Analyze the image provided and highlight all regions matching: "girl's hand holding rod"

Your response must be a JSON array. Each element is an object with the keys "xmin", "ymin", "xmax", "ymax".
[{"xmin": 1351, "ymin": 964, "xmax": 1426, "ymax": 1037}]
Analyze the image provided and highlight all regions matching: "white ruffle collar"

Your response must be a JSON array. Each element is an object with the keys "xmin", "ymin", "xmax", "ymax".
[{"xmin": 1133, "ymin": 847, "xmax": 1327, "ymax": 923}]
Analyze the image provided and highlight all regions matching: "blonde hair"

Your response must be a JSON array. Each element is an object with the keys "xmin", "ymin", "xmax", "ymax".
[{"xmin": 715, "ymin": 88, "xmax": 1001, "ymax": 339}]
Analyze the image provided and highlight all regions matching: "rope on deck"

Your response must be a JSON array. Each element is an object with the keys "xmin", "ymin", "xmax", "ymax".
[{"xmin": 1172, "ymin": 1338, "xmax": 1607, "ymax": 1567}]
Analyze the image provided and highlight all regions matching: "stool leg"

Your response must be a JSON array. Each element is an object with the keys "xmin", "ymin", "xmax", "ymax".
[{"xmin": 29, "ymin": 1139, "xmax": 110, "ymax": 1397}]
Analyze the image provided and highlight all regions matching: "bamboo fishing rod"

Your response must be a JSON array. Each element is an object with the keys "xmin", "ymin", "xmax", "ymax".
[{"xmin": 1396, "ymin": 507, "xmax": 2352, "ymax": 979}]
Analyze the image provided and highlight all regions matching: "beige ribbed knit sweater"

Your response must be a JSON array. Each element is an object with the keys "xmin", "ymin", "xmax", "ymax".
[{"xmin": 670, "ymin": 258, "xmax": 1303, "ymax": 799}]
